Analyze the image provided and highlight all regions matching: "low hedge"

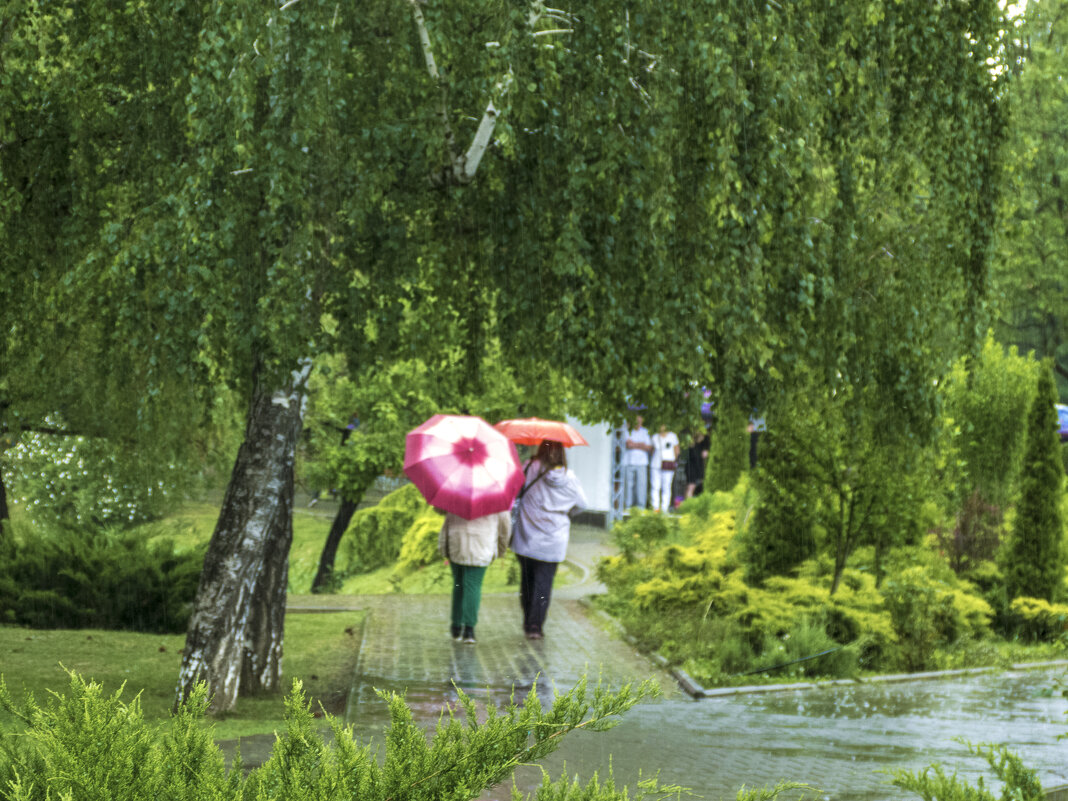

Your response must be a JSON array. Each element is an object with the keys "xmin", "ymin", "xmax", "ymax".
[{"xmin": 0, "ymin": 524, "xmax": 202, "ymax": 633}]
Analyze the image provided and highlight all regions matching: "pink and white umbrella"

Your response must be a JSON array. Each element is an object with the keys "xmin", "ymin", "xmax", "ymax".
[{"xmin": 403, "ymin": 414, "xmax": 524, "ymax": 520}]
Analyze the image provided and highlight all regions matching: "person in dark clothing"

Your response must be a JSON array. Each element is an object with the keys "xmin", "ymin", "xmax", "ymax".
[{"xmin": 685, "ymin": 428, "xmax": 710, "ymax": 499}]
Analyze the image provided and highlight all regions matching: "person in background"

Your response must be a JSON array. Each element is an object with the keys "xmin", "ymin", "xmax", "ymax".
[
  {"xmin": 748, "ymin": 412, "xmax": 766, "ymax": 469},
  {"xmin": 511, "ymin": 440, "xmax": 587, "ymax": 639},
  {"xmin": 623, "ymin": 414, "xmax": 653, "ymax": 509},
  {"xmin": 438, "ymin": 509, "xmax": 512, "ymax": 644},
  {"xmin": 650, "ymin": 423, "xmax": 680, "ymax": 512},
  {"xmin": 685, "ymin": 427, "xmax": 710, "ymax": 499}
]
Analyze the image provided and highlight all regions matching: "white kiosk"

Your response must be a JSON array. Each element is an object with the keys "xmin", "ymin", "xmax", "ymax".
[{"xmin": 563, "ymin": 416, "xmax": 626, "ymax": 527}]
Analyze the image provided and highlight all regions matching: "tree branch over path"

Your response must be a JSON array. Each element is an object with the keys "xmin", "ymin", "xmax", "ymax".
[{"xmin": 409, "ymin": 0, "xmax": 529, "ymax": 184}]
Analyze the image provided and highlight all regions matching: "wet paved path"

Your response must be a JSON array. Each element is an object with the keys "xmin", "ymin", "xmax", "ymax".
[{"xmin": 304, "ymin": 524, "xmax": 1068, "ymax": 800}]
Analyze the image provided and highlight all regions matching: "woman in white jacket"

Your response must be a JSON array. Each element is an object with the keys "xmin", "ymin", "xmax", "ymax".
[
  {"xmin": 512, "ymin": 440, "xmax": 587, "ymax": 639},
  {"xmin": 438, "ymin": 510, "xmax": 511, "ymax": 644}
]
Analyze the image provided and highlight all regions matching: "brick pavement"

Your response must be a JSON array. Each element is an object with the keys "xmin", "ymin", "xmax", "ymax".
[{"xmin": 343, "ymin": 525, "xmax": 675, "ymax": 726}]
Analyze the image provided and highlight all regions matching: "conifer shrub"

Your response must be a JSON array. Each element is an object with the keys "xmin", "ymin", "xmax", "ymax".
[
  {"xmin": 610, "ymin": 510, "xmax": 676, "ymax": 558},
  {"xmin": 940, "ymin": 334, "xmax": 1038, "ymax": 511},
  {"xmin": 879, "ymin": 563, "xmax": 993, "ymax": 671},
  {"xmin": 891, "ymin": 742, "xmax": 1044, "ymax": 801},
  {"xmin": 0, "ymin": 670, "xmax": 667, "ymax": 801},
  {"xmin": 1004, "ymin": 596, "xmax": 1068, "ymax": 642},
  {"xmin": 1001, "ymin": 362, "xmax": 1066, "ymax": 603},
  {"xmin": 337, "ymin": 483, "xmax": 428, "ymax": 577},
  {"xmin": 676, "ymin": 473, "xmax": 752, "ymax": 520},
  {"xmin": 742, "ymin": 423, "xmax": 818, "ymax": 585},
  {"xmin": 394, "ymin": 508, "xmax": 447, "ymax": 574},
  {"xmin": 0, "ymin": 524, "xmax": 202, "ymax": 633}
]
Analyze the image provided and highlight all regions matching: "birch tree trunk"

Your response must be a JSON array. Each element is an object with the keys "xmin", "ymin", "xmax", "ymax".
[{"xmin": 176, "ymin": 366, "xmax": 309, "ymax": 713}]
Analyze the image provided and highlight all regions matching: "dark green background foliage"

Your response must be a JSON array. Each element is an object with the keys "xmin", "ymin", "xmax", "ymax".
[
  {"xmin": 0, "ymin": 526, "xmax": 203, "ymax": 633},
  {"xmin": 1002, "ymin": 363, "xmax": 1066, "ymax": 603},
  {"xmin": 744, "ymin": 424, "xmax": 819, "ymax": 585},
  {"xmin": 704, "ymin": 408, "xmax": 749, "ymax": 495}
]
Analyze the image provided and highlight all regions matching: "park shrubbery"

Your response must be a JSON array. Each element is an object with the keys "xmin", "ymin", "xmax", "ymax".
[
  {"xmin": 0, "ymin": 671, "xmax": 677, "ymax": 801},
  {"xmin": 0, "ymin": 521, "xmax": 203, "ymax": 633},
  {"xmin": 596, "ymin": 343, "xmax": 1068, "ymax": 687},
  {"xmin": 335, "ymin": 484, "xmax": 443, "ymax": 579},
  {"xmin": 596, "ymin": 473, "xmax": 1051, "ymax": 685}
]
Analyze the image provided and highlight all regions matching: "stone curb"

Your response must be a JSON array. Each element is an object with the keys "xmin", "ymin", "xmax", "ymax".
[{"xmin": 695, "ymin": 659, "xmax": 1068, "ymax": 698}]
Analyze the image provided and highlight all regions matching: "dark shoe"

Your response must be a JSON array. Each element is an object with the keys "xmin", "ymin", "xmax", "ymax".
[
  {"xmin": 462, "ymin": 626, "xmax": 476, "ymax": 644},
  {"xmin": 451, "ymin": 625, "xmax": 462, "ymax": 641}
]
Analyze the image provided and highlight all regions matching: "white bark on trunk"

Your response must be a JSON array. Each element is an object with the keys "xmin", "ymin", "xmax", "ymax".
[{"xmin": 175, "ymin": 361, "xmax": 311, "ymax": 714}]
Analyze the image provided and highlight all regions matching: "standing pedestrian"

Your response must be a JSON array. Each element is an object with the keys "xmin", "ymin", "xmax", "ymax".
[
  {"xmin": 623, "ymin": 414, "xmax": 653, "ymax": 510},
  {"xmin": 512, "ymin": 440, "xmax": 587, "ymax": 639},
  {"xmin": 748, "ymin": 412, "xmax": 766, "ymax": 469},
  {"xmin": 439, "ymin": 509, "xmax": 512, "ymax": 644},
  {"xmin": 685, "ymin": 427, "xmax": 710, "ymax": 499},
  {"xmin": 650, "ymin": 423, "xmax": 680, "ymax": 512}
]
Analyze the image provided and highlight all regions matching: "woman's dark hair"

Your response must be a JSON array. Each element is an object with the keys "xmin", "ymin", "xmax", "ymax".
[{"xmin": 536, "ymin": 440, "xmax": 567, "ymax": 469}]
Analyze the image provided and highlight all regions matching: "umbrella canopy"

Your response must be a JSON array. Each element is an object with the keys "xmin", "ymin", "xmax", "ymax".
[
  {"xmin": 493, "ymin": 417, "xmax": 589, "ymax": 447},
  {"xmin": 404, "ymin": 414, "xmax": 524, "ymax": 520}
]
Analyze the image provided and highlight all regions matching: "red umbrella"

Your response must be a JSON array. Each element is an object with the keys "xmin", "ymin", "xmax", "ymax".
[
  {"xmin": 493, "ymin": 417, "xmax": 589, "ymax": 447},
  {"xmin": 403, "ymin": 414, "xmax": 525, "ymax": 520}
]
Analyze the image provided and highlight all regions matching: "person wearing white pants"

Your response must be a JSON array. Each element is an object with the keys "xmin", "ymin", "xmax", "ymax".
[{"xmin": 650, "ymin": 424, "xmax": 680, "ymax": 512}]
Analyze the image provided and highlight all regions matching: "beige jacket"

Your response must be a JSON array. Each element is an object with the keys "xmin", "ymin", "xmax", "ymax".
[{"xmin": 437, "ymin": 511, "xmax": 512, "ymax": 567}]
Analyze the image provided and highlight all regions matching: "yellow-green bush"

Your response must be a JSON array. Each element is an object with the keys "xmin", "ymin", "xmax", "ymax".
[
  {"xmin": 880, "ymin": 564, "xmax": 993, "ymax": 670},
  {"xmin": 1005, "ymin": 596, "xmax": 1068, "ymax": 642},
  {"xmin": 336, "ymin": 484, "xmax": 429, "ymax": 577},
  {"xmin": 610, "ymin": 510, "xmax": 676, "ymax": 557},
  {"xmin": 395, "ymin": 509, "xmax": 446, "ymax": 574},
  {"xmin": 598, "ymin": 476, "xmax": 1008, "ymax": 684}
]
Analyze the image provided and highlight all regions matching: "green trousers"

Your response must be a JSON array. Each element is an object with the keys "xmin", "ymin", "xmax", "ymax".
[{"xmin": 450, "ymin": 563, "xmax": 487, "ymax": 628}]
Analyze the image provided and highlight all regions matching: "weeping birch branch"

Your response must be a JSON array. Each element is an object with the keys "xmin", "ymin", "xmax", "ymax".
[{"xmin": 409, "ymin": 0, "xmax": 535, "ymax": 185}]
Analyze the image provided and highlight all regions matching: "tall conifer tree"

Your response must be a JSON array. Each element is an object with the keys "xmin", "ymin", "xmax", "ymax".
[{"xmin": 1004, "ymin": 362, "xmax": 1066, "ymax": 602}]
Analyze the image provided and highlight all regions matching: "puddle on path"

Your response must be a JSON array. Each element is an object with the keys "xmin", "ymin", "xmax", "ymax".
[{"xmin": 495, "ymin": 668, "xmax": 1068, "ymax": 801}]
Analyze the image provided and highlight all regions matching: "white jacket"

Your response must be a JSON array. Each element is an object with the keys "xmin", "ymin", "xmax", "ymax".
[
  {"xmin": 512, "ymin": 460, "xmax": 587, "ymax": 563},
  {"xmin": 438, "ymin": 511, "xmax": 512, "ymax": 567}
]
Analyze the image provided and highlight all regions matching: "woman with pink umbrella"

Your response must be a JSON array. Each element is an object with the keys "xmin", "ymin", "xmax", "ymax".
[
  {"xmin": 404, "ymin": 414, "xmax": 524, "ymax": 644},
  {"xmin": 438, "ymin": 509, "xmax": 512, "ymax": 643}
]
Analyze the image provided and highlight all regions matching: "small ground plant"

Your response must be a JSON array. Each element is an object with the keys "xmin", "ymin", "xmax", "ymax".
[{"xmin": 890, "ymin": 741, "xmax": 1044, "ymax": 801}]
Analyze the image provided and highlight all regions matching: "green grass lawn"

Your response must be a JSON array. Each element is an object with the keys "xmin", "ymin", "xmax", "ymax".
[
  {"xmin": 0, "ymin": 493, "xmax": 574, "ymax": 741},
  {"xmin": 0, "ymin": 611, "xmax": 365, "ymax": 740}
]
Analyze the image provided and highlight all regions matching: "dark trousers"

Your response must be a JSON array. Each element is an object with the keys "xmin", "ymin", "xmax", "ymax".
[
  {"xmin": 450, "ymin": 564, "xmax": 487, "ymax": 628},
  {"xmin": 517, "ymin": 554, "xmax": 559, "ymax": 633}
]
